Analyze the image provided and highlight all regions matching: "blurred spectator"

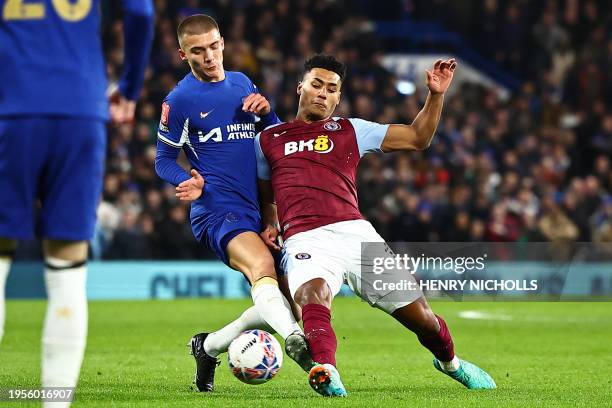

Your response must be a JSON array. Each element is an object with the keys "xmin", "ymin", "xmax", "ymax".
[
  {"xmin": 537, "ymin": 197, "xmax": 579, "ymax": 243},
  {"xmin": 591, "ymin": 196, "xmax": 612, "ymax": 255},
  {"xmin": 155, "ymin": 204, "xmax": 200, "ymax": 259},
  {"xmin": 103, "ymin": 210, "xmax": 153, "ymax": 259}
]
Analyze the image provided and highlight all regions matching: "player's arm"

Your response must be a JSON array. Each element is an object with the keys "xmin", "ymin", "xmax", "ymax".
[
  {"xmin": 258, "ymin": 179, "xmax": 281, "ymax": 250},
  {"xmin": 380, "ymin": 58, "xmax": 457, "ymax": 152},
  {"xmin": 255, "ymin": 133, "xmax": 281, "ymax": 250},
  {"xmin": 155, "ymin": 142, "xmax": 189, "ymax": 186},
  {"xmin": 155, "ymin": 97, "xmax": 204, "ymax": 200},
  {"xmin": 109, "ymin": 0, "xmax": 155, "ymax": 124},
  {"xmin": 156, "ymin": 141, "xmax": 204, "ymax": 201},
  {"xmin": 242, "ymin": 78, "xmax": 281, "ymax": 130}
]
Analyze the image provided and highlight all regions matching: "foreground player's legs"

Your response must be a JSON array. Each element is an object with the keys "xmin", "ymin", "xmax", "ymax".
[
  {"xmin": 294, "ymin": 278, "xmax": 346, "ymax": 397},
  {"xmin": 37, "ymin": 118, "xmax": 102, "ymax": 407},
  {"xmin": 41, "ymin": 240, "xmax": 88, "ymax": 408},
  {"xmin": 389, "ymin": 297, "xmax": 496, "ymax": 389},
  {"xmin": 0, "ymin": 239, "xmax": 17, "ymax": 344}
]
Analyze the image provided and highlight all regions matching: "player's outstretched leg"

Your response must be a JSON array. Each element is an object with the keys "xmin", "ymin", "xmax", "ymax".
[
  {"xmin": 189, "ymin": 305, "xmax": 276, "ymax": 391},
  {"xmin": 295, "ymin": 278, "xmax": 347, "ymax": 397},
  {"xmin": 390, "ymin": 297, "xmax": 496, "ymax": 390},
  {"xmin": 189, "ymin": 308, "xmax": 313, "ymax": 392},
  {"xmin": 189, "ymin": 276, "xmax": 311, "ymax": 391},
  {"xmin": 0, "ymin": 239, "xmax": 16, "ymax": 344}
]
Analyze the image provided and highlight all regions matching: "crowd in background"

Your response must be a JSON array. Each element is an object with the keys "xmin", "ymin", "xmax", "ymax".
[{"xmin": 89, "ymin": 0, "xmax": 612, "ymax": 260}]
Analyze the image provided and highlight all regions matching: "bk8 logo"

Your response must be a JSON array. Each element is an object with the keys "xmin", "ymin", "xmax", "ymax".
[{"xmin": 284, "ymin": 135, "xmax": 334, "ymax": 155}]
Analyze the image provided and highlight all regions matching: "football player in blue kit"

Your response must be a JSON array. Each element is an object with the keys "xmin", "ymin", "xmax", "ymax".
[
  {"xmin": 154, "ymin": 14, "xmax": 312, "ymax": 392},
  {"xmin": 0, "ymin": 0, "xmax": 154, "ymax": 405}
]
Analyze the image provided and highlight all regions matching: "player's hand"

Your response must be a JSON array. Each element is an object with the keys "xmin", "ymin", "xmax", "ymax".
[
  {"xmin": 108, "ymin": 86, "xmax": 136, "ymax": 124},
  {"xmin": 426, "ymin": 58, "xmax": 457, "ymax": 95},
  {"xmin": 175, "ymin": 169, "xmax": 205, "ymax": 201},
  {"xmin": 260, "ymin": 225, "xmax": 281, "ymax": 251},
  {"xmin": 242, "ymin": 93, "xmax": 271, "ymax": 116}
]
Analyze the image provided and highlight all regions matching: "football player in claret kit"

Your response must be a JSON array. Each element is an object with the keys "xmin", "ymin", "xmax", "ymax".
[
  {"xmin": 154, "ymin": 14, "xmax": 313, "ymax": 392},
  {"xmin": 255, "ymin": 55, "xmax": 497, "ymax": 396}
]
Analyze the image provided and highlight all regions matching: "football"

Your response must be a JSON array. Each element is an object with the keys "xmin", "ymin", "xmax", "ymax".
[{"xmin": 227, "ymin": 330, "xmax": 283, "ymax": 385}]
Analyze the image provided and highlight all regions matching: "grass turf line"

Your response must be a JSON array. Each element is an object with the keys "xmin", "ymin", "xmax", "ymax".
[{"xmin": 1, "ymin": 298, "xmax": 611, "ymax": 407}]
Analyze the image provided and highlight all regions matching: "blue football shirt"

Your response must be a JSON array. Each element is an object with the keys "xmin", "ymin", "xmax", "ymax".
[
  {"xmin": 0, "ymin": 0, "xmax": 154, "ymax": 119},
  {"xmin": 155, "ymin": 71, "xmax": 280, "ymax": 241}
]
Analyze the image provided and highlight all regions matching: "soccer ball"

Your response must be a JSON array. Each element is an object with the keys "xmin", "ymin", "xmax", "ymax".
[{"xmin": 228, "ymin": 330, "xmax": 283, "ymax": 384}]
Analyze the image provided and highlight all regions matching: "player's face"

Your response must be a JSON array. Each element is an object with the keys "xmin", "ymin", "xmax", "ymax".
[
  {"xmin": 297, "ymin": 68, "xmax": 342, "ymax": 122},
  {"xmin": 179, "ymin": 29, "xmax": 225, "ymax": 82}
]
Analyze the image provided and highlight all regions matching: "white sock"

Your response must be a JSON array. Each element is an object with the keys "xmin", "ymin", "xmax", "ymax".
[
  {"xmin": 42, "ymin": 257, "xmax": 88, "ymax": 408},
  {"xmin": 439, "ymin": 356, "xmax": 460, "ymax": 372},
  {"xmin": 204, "ymin": 306, "xmax": 272, "ymax": 357},
  {"xmin": 0, "ymin": 256, "xmax": 11, "ymax": 344},
  {"xmin": 251, "ymin": 278, "xmax": 301, "ymax": 339}
]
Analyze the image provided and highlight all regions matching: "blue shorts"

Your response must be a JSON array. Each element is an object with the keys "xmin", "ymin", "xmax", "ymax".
[
  {"xmin": 201, "ymin": 209, "xmax": 261, "ymax": 266},
  {"xmin": 0, "ymin": 117, "xmax": 105, "ymax": 240}
]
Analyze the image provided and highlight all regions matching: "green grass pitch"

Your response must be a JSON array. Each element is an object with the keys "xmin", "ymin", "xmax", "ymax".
[{"xmin": 1, "ymin": 298, "xmax": 611, "ymax": 407}]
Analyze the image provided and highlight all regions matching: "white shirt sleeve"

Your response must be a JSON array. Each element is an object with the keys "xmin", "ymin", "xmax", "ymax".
[
  {"xmin": 349, "ymin": 118, "xmax": 390, "ymax": 157},
  {"xmin": 254, "ymin": 133, "xmax": 271, "ymax": 180}
]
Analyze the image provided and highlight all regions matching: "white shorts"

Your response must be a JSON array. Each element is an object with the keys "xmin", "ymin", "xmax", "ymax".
[{"xmin": 280, "ymin": 219, "xmax": 422, "ymax": 314}]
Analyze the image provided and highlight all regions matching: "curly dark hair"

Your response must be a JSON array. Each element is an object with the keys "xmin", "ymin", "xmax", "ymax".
[{"xmin": 304, "ymin": 54, "xmax": 347, "ymax": 83}]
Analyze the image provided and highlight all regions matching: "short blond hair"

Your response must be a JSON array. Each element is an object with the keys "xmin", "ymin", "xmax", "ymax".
[{"xmin": 177, "ymin": 14, "xmax": 220, "ymax": 45}]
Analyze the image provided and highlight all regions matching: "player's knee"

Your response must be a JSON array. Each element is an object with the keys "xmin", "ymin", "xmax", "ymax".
[
  {"xmin": 294, "ymin": 278, "xmax": 332, "ymax": 308},
  {"xmin": 244, "ymin": 254, "xmax": 276, "ymax": 283},
  {"xmin": 43, "ymin": 240, "xmax": 88, "ymax": 262}
]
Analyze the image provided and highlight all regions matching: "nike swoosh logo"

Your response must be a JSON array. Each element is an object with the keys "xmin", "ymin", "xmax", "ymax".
[
  {"xmin": 200, "ymin": 110, "xmax": 213, "ymax": 119},
  {"xmin": 273, "ymin": 131, "xmax": 287, "ymax": 137}
]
